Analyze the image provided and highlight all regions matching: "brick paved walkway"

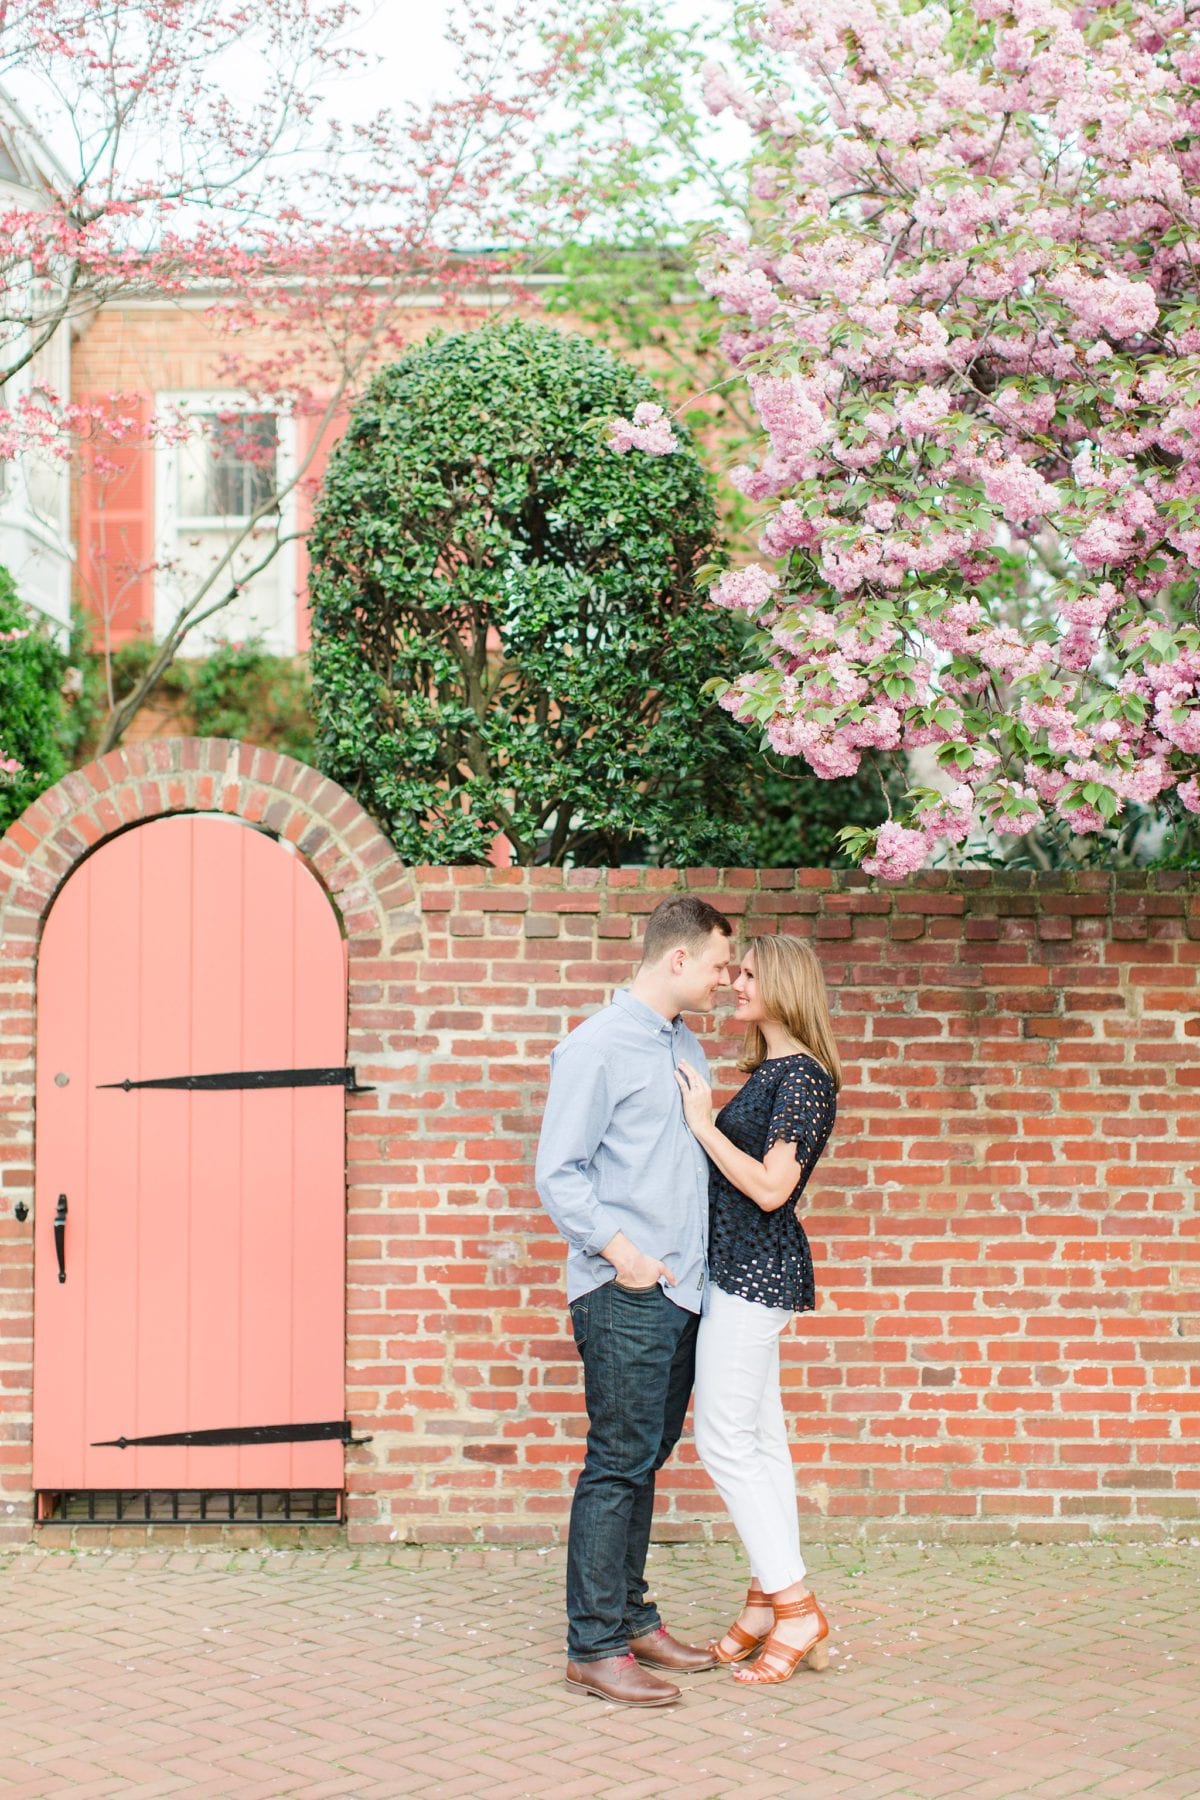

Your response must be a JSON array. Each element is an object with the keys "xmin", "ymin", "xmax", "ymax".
[{"xmin": 1, "ymin": 1540, "xmax": 1198, "ymax": 1798}]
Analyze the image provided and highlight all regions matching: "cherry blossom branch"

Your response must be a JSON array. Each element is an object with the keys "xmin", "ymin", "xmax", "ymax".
[{"xmin": 655, "ymin": 0, "xmax": 1200, "ymax": 873}]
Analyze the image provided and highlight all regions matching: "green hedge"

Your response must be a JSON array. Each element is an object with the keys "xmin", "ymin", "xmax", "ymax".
[
  {"xmin": 308, "ymin": 320, "xmax": 752, "ymax": 866},
  {"xmin": 0, "ymin": 568, "xmax": 66, "ymax": 833}
]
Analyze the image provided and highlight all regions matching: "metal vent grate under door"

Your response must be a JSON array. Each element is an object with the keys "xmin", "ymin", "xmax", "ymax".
[{"xmin": 37, "ymin": 1489, "xmax": 343, "ymax": 1525}]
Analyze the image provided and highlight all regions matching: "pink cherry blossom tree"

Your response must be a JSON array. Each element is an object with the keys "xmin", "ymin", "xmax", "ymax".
[
  {"xmin": 0, "ymin": 0, "xmax": 570, "ymax": 757},
  {"xmin": 632, "ymin": 0, "xmax": 1200, "ymax": 874}
]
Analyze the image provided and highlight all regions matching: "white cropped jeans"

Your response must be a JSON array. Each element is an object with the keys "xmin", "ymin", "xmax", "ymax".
[{"xmin": 693, "ymin": 1283, "xmax": 806, "ymax": 1594}]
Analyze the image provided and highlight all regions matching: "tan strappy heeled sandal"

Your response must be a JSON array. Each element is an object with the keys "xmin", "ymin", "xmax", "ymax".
[
  {"xmin": 708, "ymin": 1583, "xmax": 774, "ymax": 1666},
  {"xmin": 732, "ymin": 1590, "xmax": 829, "ymax": 1686}
]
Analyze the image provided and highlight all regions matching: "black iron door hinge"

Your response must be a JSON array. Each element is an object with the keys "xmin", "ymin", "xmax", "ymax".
[
  {"xmin": 98, "ymin": 1066, "xmax": 373, "ymax": 1094},
  {"xmin": 92, "ymin": 1419, "xmax": 371, "ymax": 1450}
]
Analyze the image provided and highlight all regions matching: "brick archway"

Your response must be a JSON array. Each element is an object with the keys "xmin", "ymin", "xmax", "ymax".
[
  {"xmin": 0, "ymin": 738, "xmax": 418, "ymax": 1539},
  {"xmin": 0, "ymin": 737, "xmax": 418, "ymax": 952}
]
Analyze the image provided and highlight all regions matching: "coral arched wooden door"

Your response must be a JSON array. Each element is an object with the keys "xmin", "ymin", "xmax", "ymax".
[{"xmin": 32, "ymin": 815, "xmax": 348, "ymax": 1494}]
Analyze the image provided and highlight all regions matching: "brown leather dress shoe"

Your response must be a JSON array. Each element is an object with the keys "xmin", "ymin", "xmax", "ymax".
[
  {"xmin": 564, "ymin": 1653, "xmax": 682, "ymax": 1706},
  {"xmin": 628, "ymin": 1624, "xmax": 720, "ymax": 1673}
]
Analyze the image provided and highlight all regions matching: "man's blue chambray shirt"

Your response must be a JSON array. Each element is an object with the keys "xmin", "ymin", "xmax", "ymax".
[{"xmin": 534, "ymin": 989, "xmax": 711, "ymax": 1314}]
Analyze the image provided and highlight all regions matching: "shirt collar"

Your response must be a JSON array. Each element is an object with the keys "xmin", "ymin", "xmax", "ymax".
[{"xmin": 613, "ymin": 988, "xmax": 678, "ymax": 1039}]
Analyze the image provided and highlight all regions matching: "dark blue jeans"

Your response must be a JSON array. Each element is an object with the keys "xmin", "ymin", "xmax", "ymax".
[{"xmin": 565, "ymin": 1280, "xmax": 699, "ymax": 1663}]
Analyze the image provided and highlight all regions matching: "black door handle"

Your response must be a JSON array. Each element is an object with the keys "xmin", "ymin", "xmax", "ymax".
[{"xmin": 54, "ymin": 1193, "xmax": 67, "ymax": 1283}]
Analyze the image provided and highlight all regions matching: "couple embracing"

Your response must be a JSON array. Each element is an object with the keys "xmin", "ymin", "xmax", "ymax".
[{"xmin": 535, "ymin": 894, "xmax": 840, "ymax": 1707}]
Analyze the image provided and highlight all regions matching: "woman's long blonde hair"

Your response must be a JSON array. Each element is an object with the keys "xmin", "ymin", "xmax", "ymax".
[{"xmin": 737, "ymin": 932, "xmax": 841, "ymax": 1090}]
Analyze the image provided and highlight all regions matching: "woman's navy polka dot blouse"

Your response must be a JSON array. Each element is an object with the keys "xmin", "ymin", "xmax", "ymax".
[{"xmin": 707, "ymin": 1052, "xmax": 837, "ymax": 1313}]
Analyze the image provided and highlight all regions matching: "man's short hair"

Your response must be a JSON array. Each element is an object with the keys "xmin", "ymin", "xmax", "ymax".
[{"xmin": 640, "ymin": 894, "xmax": 732, "ymax": 966}]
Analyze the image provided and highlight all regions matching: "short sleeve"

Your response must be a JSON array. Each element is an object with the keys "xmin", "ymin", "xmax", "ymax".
[{"xmin": 764, "ymin": 1060, "xmax": 835, "ymax": 1160}]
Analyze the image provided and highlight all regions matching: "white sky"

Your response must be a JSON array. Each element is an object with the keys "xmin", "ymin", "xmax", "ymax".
[
  {"xmin": 341, "ymin": 0, "xmax": 725, "ymax": 114},
  {"xmin": 319, "ymin": 0, "xmax": 750, "ymax": 230},
  {"xmin": 9, "ymin": 0, "xmax": 748, "ymax": 238},
  {"xmin": 335, "ymin": 0, "xmax": 458, "ymax": 109}
]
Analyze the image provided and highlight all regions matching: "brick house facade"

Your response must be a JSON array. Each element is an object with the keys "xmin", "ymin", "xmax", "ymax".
[{"xmin": 69, "ymin": 293, "xmax": 493, "ymax": 661}]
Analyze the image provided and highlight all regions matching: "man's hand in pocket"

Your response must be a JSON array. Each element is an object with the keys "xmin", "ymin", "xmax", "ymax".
[{"xmin": 602, "ymin": 1230, "xmax": 676, "ymax": 1290}]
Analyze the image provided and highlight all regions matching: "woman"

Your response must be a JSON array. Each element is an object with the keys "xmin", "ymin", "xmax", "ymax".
[{"xmin": 675, "ymin": 932, "xmax": 840, "ymax": 1687}]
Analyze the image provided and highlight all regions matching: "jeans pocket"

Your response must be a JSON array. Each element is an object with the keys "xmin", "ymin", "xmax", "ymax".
[
  {"xmin": 569, "ymin": 1294, "xmax": 589, "ymax": 1351},
  {"xmin": 612, "ymin": 1280, "xmax": 661, "ymax": 1296}
]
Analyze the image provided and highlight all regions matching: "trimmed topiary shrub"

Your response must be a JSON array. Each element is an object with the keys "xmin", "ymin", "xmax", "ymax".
[{"xmin": 307, "ymin": 320, "xmax": 751, "ymax": 865}]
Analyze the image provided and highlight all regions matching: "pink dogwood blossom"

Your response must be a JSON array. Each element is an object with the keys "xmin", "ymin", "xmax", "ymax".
[{"xmin": 0, "ymin": 0, "xmax": 578, "ymax": 759}]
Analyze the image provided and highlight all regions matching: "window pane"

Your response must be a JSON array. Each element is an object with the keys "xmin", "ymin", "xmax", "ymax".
[{"xmin": 178, "ymin": 412, "xmax": 278, "ymax": 518}]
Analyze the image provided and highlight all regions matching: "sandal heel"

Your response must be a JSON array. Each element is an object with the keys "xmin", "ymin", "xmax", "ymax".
[{"xmin": 805, "ymin": 1638, "xmax": 830, "ymax": 1672}]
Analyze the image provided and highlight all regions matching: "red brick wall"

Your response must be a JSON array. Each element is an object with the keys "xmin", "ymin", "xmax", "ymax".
[{"xmin": 2, "ymin": 741, "xmax": 1198, "ymax": 1546}]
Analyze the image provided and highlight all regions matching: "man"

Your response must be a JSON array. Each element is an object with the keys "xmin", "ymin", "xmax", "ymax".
[{"xmin": 535, "ymin": 893, "xmax": 734, "ymax": 1707}]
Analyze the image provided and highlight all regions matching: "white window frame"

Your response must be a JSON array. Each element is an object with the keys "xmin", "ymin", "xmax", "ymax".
[
  {"xmin": 154, "ymin": 390, "xmax": 299, "ymax": 654},
  {"xmin": 0, "ymin": 262, "xmax": 73, "ymax": 633}
]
